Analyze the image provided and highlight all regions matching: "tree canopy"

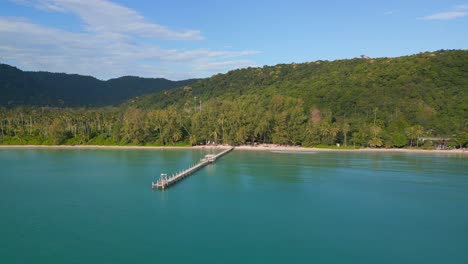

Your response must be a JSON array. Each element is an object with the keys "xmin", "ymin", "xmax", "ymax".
[
  {"xmin": 1, "ymin": 50, "xmax": 467, "ymax": 148},
  {"xmin": 0, "ymin": 64, "xmax": 197, "ymax": 107}
]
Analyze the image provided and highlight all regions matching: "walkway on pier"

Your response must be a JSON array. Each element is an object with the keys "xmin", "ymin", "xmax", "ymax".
[{"xmin": 152, "ymin": 147, "xmax": 234, "ymax": 190}]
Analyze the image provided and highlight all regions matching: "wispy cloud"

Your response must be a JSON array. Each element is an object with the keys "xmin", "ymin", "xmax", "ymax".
[
  {"xmin": 384, "ymin": 10, "xmax": 398, "ymax": 15},
  {"xmin": 11, "ymin": 0, "xmax": 203, "ymax": 40},
  {"xmin": 421, "ymin": 5, "xmax": 468, "ymax": 20},
  {"xmin": 421, "ymin": 11, "xmax": 467, "ymax": 20},
  {"xmin": 1, "ymin": 0, "xmax": 258, "ymax": 79},
  {"xmin": 455, "ymin": 4, "xmax": 468, "ymax": 10}
]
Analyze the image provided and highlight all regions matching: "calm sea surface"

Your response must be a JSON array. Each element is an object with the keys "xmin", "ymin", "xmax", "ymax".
[{"xmin": 0, "ymin": 149, "xmax": 467, "ymax": 263}]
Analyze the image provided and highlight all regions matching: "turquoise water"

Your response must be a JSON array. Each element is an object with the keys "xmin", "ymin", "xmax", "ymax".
[{"xmin": 0, "ymin": 149, "xmax": 467, "ymax": 263}]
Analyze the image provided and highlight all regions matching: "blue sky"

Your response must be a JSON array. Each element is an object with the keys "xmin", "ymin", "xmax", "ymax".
[{"xmin": 0, "ymin": 0, "xmax": 467, "ymax": 80}]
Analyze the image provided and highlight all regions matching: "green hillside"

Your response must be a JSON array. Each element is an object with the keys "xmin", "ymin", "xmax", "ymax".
[
  {"xmin": 1, "ymin": 50, "xmax": 467, "ymax": 148},
  {"xmin": 0, "ymin": 64, "xmax": 197, "ymax": 107},
  {"xmin": 134, "ymin": 50, "xmax": 467, "ymax": 134}
]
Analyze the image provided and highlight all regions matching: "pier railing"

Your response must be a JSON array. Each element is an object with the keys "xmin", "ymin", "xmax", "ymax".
[{"xmin": 152, "ymin": 147, "xmax": 234, "ymax": 190}]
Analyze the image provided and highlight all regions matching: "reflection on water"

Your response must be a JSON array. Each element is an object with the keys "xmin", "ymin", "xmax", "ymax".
[{"xmin": 270, "ymin": 150, "xmax": 317, "ymax": 154}]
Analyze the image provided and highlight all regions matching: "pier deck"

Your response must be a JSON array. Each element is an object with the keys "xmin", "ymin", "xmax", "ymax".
[{"xmin": 152, "ymin": 147, "xmax": 234, "ymax": 190}]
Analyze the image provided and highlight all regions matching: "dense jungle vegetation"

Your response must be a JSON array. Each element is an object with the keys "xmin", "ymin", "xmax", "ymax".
[{"xmin": 1, "ymin": 50, "xmax": 467, "ymax": 148}]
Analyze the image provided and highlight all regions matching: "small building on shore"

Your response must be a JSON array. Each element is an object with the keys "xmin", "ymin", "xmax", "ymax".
[{"xmin": 419, "ymin": 137, "xmax": 454, "ymax": 150}]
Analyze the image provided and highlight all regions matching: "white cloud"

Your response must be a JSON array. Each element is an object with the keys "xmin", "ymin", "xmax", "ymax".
[
  {"xmin": 11, "ymin": 0, "xmax": 202, "ymax": 40},
  {"xmin": 455, "ymin": 5, "xmax": 468, "ymax": 10},
  {"xmin": 1, "ymin": 0, "xmax": 259, "ymax": 80},
  {"xmin": 421, "ymin": 11, "xmax": 467, "ymax": 20},
  {"xmin": 421, "ymin": 4, "xmax": 468, "ymax": 20},
  {"xmin": 384, "ymin": 10, "xmax": 401, "ymax": 16}
]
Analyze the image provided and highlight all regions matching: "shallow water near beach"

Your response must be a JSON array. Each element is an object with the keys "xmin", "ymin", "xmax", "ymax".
[{"xmin": 1, "ymin": 149, "xmax": 467, "ymax": 263}]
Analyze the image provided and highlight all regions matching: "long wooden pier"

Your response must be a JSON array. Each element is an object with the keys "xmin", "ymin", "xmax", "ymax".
[{"xmin": 152, "ymin": 147, "xmax": 234, "ymax": 190}]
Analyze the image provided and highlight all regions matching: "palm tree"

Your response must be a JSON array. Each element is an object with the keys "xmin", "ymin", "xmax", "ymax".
[
  {"xmin": 342, "ymin": 123, "xmax": 350, "ymax": 146},
  {"xmin": 329, "ymin": 123, "xmax": 340, "ymax": 145},
  {"xmin": 368, "ymin": 137, "xmax": 383, "ymax": 148},
  {"xmin": 405, "ymin": 126, "xmax": 416, "ymax": 147},
  {"xmin": 319, "ymin": 121, "xmax": 330, "ymax": 144},
  {"xmin": 406, "ymin": 125, "xmax": 424, "ymax": 147},
  {"xmin": 413, "ymin": 125, "xmax": 424, "ymax": 147}
]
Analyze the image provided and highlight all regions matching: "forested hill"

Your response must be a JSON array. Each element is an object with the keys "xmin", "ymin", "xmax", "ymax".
[
  {"xmin": 133, "ymin": 50, "xmax": 467, "ymax": 135},
  {"xmin": 0, "ymin": 64, "xmax": 197, "ymax": 107},
  {"xmin": 1, "ymin": 50, "xmax": 467, "ymax": 147}
]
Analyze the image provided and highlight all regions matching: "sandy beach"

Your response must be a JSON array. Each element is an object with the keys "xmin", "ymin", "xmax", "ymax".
[
  {"xmin": 0, "ymin": 145, "xmax": 194, "ymax": 150},
  {"xmin": 234, "ymin": 144, "xmax": 468, "ymax": 155},
  {"xmin": 0, "ymin": 144, "xmax": 466, "ymax": 155}
]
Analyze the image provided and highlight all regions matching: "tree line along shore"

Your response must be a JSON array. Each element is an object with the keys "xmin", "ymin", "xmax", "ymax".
[
  {"xmin": 0, "ymin": 98, "xmax": 466, "ymax": 150},
  {"xmin": 0, "ymin": 144, "xmax": 466, "ymax": 155}
]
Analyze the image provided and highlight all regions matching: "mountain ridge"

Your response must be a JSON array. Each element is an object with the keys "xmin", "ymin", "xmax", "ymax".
[{"xmin": 0, "ymin": 63, "xmax": 198, "ymax": 107}]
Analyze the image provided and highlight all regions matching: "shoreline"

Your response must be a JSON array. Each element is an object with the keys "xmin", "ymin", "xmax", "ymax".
[
  {"xmin": 0, "ymin": 145, "xmax": 193, "ymax": 150},
  {"xmin": 234, "ymin": 145, "xmax": 467, "ymax": 155},
  {"xmin": 0, "ymin": 144, "xmax": 466, "ymax": 155}
]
